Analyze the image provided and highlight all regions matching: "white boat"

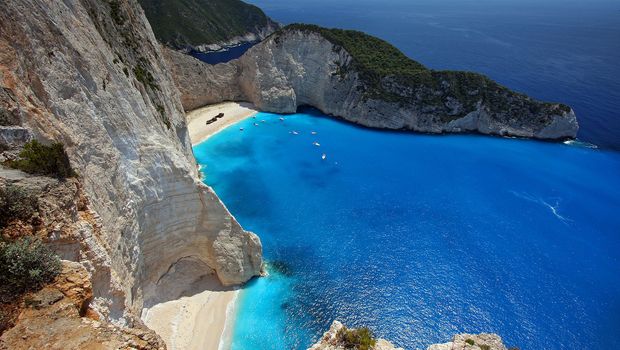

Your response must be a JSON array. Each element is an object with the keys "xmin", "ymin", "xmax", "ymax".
[
  {"xmin": 313, "ymin": 142, "xmax": 321, "ymax": 147},
  {"xmin": 239, "ymin": 127, "xmax": 244, "ymax": 131},
  {"xmin": 254, "ymin": 123, "xmax": 259, "ymax": 126},
  {"xmin": 311, "ymin": 131, "xmax": 317, "ymax": 135},
  {"xmin": 321, "ymin": 153, "xmax": 326, "ymax": 160},
  {"xmin": 292, "ymin": 131, "xmax": 299, "ymax": 135},
  {"xmin": 261, "ymin": 120, "xmax": 266, "ymax": 123},
  {"xmin": 279, "ymin": 117, "xmax": 285, "ymax": 121}
]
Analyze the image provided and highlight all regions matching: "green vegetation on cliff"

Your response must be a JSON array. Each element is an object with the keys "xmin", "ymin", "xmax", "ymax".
[
  {"xmin": 0, "ymin": 238, "xmax": 61, "ymax": 302},
  {"xmin": 138, "ymin": 0, "xmax": 276, "ymax": 49},
  {"xmin": 282, "ymin": 24, "xmax": 571, "ymax": 121},
  {"xmin": 336, "ymin": 326, "xmax": 376, "ymax": 350},
  {"xmin": 6, "ymin": 140, "xmax": 75, "ymax": 179}
]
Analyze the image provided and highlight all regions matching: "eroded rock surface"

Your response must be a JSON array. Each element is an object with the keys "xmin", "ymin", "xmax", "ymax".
[
  {"xmin": 0, "ymin": 0, "xmax": 262, "ymax": 328},
  {"xmin": 310, "ymin": 321, "xmax": 512, "ymax": 350},
  {"xmin": 308, "ymin": 321, "xmax": 404, "ymax": 350},
  {"xmin": 0, "ymin": 261, "xmax": 165, "ymax": 350},
  {"xmin": 427, "ymin": 333, "xmax": 509, "ymax": 350},
  {"xmin": 166, "ymin": 27, "xmax": 578, "ymax": 140}
]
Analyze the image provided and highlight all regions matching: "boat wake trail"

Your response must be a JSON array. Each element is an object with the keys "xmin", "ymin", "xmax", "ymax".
[{"xmin": 510, "ymin": 191, "xmax": 572, "ymax": 224}]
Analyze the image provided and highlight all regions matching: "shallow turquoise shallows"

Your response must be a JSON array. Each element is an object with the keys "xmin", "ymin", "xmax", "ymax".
[{"xmin": 193, "ymin": 109, "xmax": 620, "ymax": 349}]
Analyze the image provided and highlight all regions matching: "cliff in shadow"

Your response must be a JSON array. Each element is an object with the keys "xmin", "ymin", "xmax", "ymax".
[{"xmin": 138, "ymin": 0, "xmax": 280, "ymax": 52}]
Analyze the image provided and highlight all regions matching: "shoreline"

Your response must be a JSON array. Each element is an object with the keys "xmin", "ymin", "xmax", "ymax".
[
  {"xmin": 141, "ymin": 276, "xmax": 238, "ymax": 350},
  {"xmin": 187, "ymin": 101, "xmax": 259, "ymax": 146},
  {"xmin": 146, "ymin": 101, "xmax": 258, "ymax": 350}
]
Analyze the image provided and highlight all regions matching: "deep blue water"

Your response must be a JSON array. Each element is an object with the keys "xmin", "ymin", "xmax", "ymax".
[
  {"xmin": 193, "ymin": 109, "xmax": 620, "ymax": 349},
  {"xmin": 247, "ymin": 0, "xmax": 620, "ymax": 151},
  {"xmin": 190, "ymin": 41, "xmax": 256, "ymax": 64}
]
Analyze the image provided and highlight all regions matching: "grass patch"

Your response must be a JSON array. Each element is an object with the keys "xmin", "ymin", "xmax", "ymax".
[{"xmin": 6, "ymin": 140, "xmax": 75, "ymax": 178}]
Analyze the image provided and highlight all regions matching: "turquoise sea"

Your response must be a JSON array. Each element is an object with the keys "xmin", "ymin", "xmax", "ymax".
[
  {"xmin": 192, "ymin": 0, "xmax": 620, "ymax": 348},
  {"xmin": 193, "ymin": 109, "xmax": 620, "ymax": 349}
]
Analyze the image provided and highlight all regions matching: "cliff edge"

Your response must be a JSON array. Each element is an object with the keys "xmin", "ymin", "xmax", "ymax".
[
  {"xmin": 310, "ymin": 321, "xmax": 512, "ymax": 350},
  {"xmin": 166, "ymin": 25, "xmax": 578, "ymax": 140},
  {"xmin": 0, "ymin": 0, "xmax": 262, "ymax": 330}
]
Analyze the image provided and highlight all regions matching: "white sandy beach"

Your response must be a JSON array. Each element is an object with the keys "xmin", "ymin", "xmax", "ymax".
[
  {"xmin": 140, "ymin": 102, "xmax": 260, "ymax": 350},
  {"xmin": 141, "ymin": 275, "xmax": 238, "ymax": 350},
  {"xmin": 186, "ymin": 101, "xmax": 259, "ymax": 145}
]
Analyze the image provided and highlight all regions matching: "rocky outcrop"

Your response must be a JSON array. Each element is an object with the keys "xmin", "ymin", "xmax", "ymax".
[
  {"xmin": 166, "ymin": 26, "xmax": 578, "ymax": 140},
  {"xmin": 0, "ymin": 261, "xmax": 166, "ymax": 350},
  {"xmin": 309, "ymin": 321, "xmax": 403, "ymax": 350},
  {"xmin": 427, "ymin": 333, "xmax": 509, "ymax": 350},
  {"xmin": 163, "ymin": 49, "xmax": 246, "ymax": 111},
  {"xmin": 310, "ymin": 321, "xmax": 512, "ymax": 350},
  {"xmin": 0, "ymin": 0, "xmax": 262, "ymax": 329}
]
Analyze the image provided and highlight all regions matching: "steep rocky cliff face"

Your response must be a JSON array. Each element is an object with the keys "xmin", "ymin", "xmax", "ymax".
[
  {"xmin": 0, "ymin": 0, "xmax": 262, "ymax": 329},
  {"xmin": 166, "ymin": 26, "xmax": 578, "ymax": 140},
  {"xmin": 1, "ymin": 261, "xmax": 166, "ymax": 350}
]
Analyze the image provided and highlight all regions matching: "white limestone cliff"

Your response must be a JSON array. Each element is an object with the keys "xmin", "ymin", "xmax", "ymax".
[
  {"xmin": 0, "ymin": 0, "xmax": 262, "ymax": 326},
  {"xmin": 310, "ymin": 321, "xmax": 511, "ymax": 350},
  {"xmin": 165, "ymin": 28, "xmax": 578, "ymax": 140}
]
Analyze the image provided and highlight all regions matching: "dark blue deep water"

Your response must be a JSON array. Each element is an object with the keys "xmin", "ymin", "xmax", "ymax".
[
  {"xmin": 192, "ymin": 1, "xmax": 620, "ymax": 348},
  {"xmin": 248, "ymin": 0, "xmax": 620, "ymax": 151},
  {"xmin": 194, "ymin": 110, "xmax": 620, "ymax": 349},
  {"xmin": 190, "ymin": 41, "xmax": 256, "ymax": 64}
]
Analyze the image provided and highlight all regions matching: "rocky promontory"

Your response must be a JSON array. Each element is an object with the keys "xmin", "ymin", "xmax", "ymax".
[
  {"xmin": 166, "ymin": 24, "xmax": 578, "ymax": 140},
  {"xmin": 310, "ymin": 321, "xmax": 512, "ymax": 350}
]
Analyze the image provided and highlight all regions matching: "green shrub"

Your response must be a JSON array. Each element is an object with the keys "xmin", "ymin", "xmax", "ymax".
[
  {"xmin": 0, "ymin": 238, "xmax": 61, "ymax": 302},
  {"xmin": 0, "ymin": 185, "xmax": 38, "ymax": 229},
  {"xmin": 336, "ymin": 326, "xmax": 376, "ymax": 350},
  {"xmin": 480, "ymin": 345, "xmax": 491, "ymax": 350},
  {"xmin": 133, "ymin": 65, "xmax": 159, "ymax": 90},
  {"xmin": 109, "ymin": 0, "xmax": 124, "ymax": 26},
  {"xmin": 8, "ymin": 140, "xmax": 75, "ymax": 178},
  {"xmin": 465, "ymin": 338, "xmax": 475, "ymax": 346}
]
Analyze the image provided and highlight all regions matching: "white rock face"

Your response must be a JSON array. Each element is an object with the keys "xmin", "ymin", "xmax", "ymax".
[
  {"xmin": 426, "ymin": 333, "xmax": 509, "ymax": 350},
  {"xmin": 0, "ymin": 0, "xmax": 262, "ymax": 322},
  {"xmin": 165, "ymin": 28, "xmax": 578, "ymax": 140},
  {"xmin": 310, "ymin": 321, "xmax": 511, "ymax": 350}
]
